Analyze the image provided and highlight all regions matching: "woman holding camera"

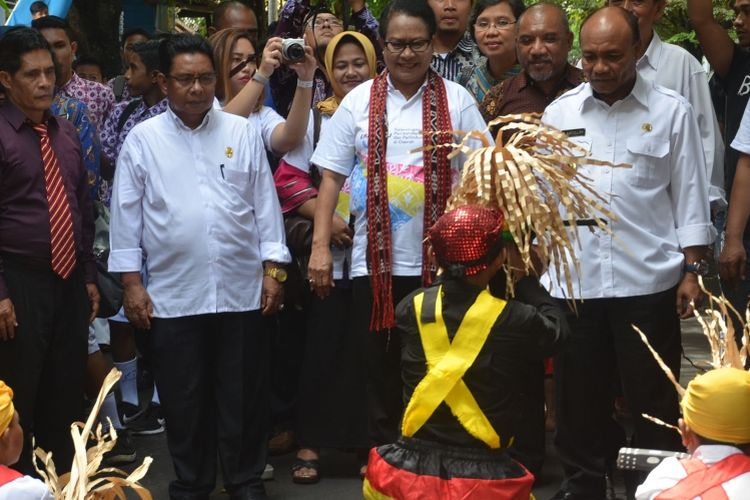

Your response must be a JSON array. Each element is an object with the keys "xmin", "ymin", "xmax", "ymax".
[
  {"xmin": 273, "ymin": 30, "xmax": 378, "ymax": 485},
  {"xmin": 209, "ymin": 29, "xmax": 317, "ymax": 154}
]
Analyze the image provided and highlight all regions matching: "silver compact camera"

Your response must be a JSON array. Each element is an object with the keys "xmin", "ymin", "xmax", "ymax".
[{"xmin": 281, "ymin": 38, "xmax": 306, "ymax": 63}]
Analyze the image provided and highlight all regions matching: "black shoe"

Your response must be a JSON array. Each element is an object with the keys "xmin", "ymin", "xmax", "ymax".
[
  {"xmin": 126, "ymin": 403, "xmax": 165, "ymax": 435},
  {"xmin": 119, "ymin": 401, "xmax": 145, "ymax": 425},
  {"xmin": 103, "ymin": 429, "xmax": 137, "ymax": 465}
]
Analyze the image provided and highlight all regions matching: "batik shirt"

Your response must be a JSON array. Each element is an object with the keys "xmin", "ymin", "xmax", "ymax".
[
  {"xmin": 459, "ymin": 58, "xmax": 520, "ymax": 104},
  {"xmin": 60, "ymin": 72, "xmax": 115, "ymax": 130},
  {"xmin": 99, "ymin": 97, "xmax": 169, "ymax": 207},
  {"xmin": 51, "ymin": 94, "xmax": 101, "ymax": 201},
  {"xmin": 431, "ymin": 32, "xmax": 480, "ymax": 83}
]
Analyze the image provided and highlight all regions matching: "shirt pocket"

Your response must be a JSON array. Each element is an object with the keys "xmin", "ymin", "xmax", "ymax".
[
  {"xmin": 223, "ymin": 167, "xmax": 249, "ymax": 185},
  {"xmin": 569, "ymin": 137, "xmax": 593, "ymax": 158},
  {"xmin": 625, "ymin": 137, "xmax": 670, "ymax": 188}
]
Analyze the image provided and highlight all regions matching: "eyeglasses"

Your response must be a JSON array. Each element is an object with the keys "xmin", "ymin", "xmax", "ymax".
[
  {"xmin": 383, "ymin": 39, "xmax": 431, "ymax": 54},
  {"xmin": 168, "ymin": 73, "xmax": 218, "ymax": 87},
  {"xmin": 308, "ymin": 17, "xmax": 343, "ymax": 29},
  {"xmin": 475, "ymin": 19, "xmax": 517, "ymax": 31}
]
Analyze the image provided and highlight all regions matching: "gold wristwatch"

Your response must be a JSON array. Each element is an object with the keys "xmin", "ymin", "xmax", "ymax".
[{"xmin": 264, "ymin": 266, "xmax": 288, "ymax": 283}]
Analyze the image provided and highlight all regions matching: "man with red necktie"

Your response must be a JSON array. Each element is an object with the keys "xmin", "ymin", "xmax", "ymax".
[{"xmin": 0, "ymin": 27, "xmax": 99, "ymax": 474}]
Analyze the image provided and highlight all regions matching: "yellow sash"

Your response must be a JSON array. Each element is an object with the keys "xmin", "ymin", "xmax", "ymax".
[{"xmin": 401, "ymin": 286, "xmax": 507, "ymax": 448}]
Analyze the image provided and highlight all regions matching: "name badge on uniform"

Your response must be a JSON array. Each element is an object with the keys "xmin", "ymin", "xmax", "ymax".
[{"xmin": 562, "ymin": 128, "xmax": 586, "ymax": 138}]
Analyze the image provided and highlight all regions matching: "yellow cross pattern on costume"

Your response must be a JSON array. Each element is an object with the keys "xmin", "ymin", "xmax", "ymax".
[{"xmin": 401, "ymin": 286, "xmax": 507, "ymax": 449}]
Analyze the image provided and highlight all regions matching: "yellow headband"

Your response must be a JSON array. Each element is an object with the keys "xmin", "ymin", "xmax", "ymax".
[
  {"xmin": 682, "ymin": 368, "xmax": 750, "ymax": 444},
  {"xmin": 0, "ymin": 381, "xmax": 14, "ymax": 436}
]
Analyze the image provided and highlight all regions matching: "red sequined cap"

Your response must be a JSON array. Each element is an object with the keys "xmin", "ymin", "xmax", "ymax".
[{"xmin": 428, "ymin": 205, "xmax": 505, "ymax": 276}]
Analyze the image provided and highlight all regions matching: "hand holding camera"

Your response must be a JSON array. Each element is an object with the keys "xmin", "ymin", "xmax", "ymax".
[{"xmin": 259, "ymin": 36, "xmax": 317, "ymax": 83}]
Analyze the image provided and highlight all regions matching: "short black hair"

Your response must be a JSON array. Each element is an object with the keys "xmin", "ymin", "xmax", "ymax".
[
  {"xmin": 158, "ymin": 33, "xmax": 215, "ymax": 76},
  {"xmin": 470, "ymin": 0, "xmax": 526, "ymax": 42},
  {"xmin": 73, "ymin": 54, "xmax": 102, "ymax": 70},
  {"xmin": 580, "ymin": 6, "xmax": 640, "ymax": 46},
  {"xmin": 32, "ymin": 15, "xmax": 76, "ymax": 43},
  {"xmin": 121, "ymin": 27, "xmax": 151, "ymax": 48},
  {"xmin": 378, "ymin": 0, "xmax": 437, "ymax": 40},
  {"xmin": 213, "ymin": 1, "xmax": 255, "ymax": 31},
  {"xmin": 0, "ymin": 27, "xmax": 53, "ymax": 76},
  {"xmin": 130, "ymin": 39, "xmax": 163, "ymax": 74},
  {"xmin": 30, "ymin": 1, "xmax": 49, "ymax": 15}
]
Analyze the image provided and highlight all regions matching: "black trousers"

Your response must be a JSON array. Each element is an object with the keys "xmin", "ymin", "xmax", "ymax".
[
  {"xmin": 554, "ymin": 287, "xmax": 683, "ymax": 499},
  {"xmin": 0, "ymin": 257, "xmax": 88, "ymax": 474},
  {"xmin": 150, "ymin": 311, "xmax": 269, "ymax": 500},
  {"xmin": 353, "ymin": 276, "xmax": 422, "ymax": 447}
]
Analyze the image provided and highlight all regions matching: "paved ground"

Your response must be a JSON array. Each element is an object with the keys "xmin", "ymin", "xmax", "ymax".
[{"xmin": 120, "ymin": 316, "xmax": 712, "ymax": 499}]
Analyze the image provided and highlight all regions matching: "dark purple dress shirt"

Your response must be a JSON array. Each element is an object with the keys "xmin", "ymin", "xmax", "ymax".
[{"xmin": 0, "ymin": 101, "xmax": 96, "ymax": 300}]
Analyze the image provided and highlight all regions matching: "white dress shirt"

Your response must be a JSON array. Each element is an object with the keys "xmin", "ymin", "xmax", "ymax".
[
  {"xmin": 541, "ymin": 74, "xmax": 715, "ymax": 299},
  {"xmin": 109, "ymin": 106, "xmax": 290, "ymax": 318},
  {"xmin": 636, "ymin": 445, "xmax": 750, "ymax": 500},
  {"xmin": 638, "ymin": 31, "xmax": 726, "ymax": 209},
  {"xmin": 310, "ymin": 75, "xmax": 491, "ymax": 278}
]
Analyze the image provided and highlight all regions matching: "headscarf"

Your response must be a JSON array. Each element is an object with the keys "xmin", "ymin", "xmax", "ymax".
[
  {"xmin": 682, "ymin": 367, "xmax": 750, "ymax": 445},
  {"xmin": 316, "ymin": 31, "xmax": 377, "ymax": 116},
  {"xmin": 0, "ymin": 381, "xmax": 15, "ymax": 436}
]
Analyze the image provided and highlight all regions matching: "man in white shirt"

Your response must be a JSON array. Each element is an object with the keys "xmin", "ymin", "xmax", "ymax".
[
  {"xmin": 609, "ymin": 0, "xmax": 726, "ymax": 211},
  {"xmin": 542, "ymin": 8, "xmax": 715, "ymax": 500},
  {"xmin": 108, "ymin": 34, "xmax": 290, "ymax": 500}
]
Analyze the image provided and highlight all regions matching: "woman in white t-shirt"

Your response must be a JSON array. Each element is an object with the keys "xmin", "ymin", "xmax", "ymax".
[
  {"xmin": 208, "ymin": 28, "xmax": 317, "ymax": 154},
  {"xmin": 273, "ymin": 31, "xmax": 378, "ymax": 486}
]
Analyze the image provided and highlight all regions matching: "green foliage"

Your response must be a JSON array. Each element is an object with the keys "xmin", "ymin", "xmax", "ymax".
[{"xmin": 0, "ymin": 0, "xmax": 9, "ymax": 16}]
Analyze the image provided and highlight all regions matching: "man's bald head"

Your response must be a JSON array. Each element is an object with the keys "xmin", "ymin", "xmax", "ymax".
[
  {"xmin": 579, "ymin": 6, "xmax": 640, "ymax": 105},
  {"xmin": 580, "ymin": 6, "xmax": 639, "ymax": 47},
  {"xmin": 210, "ymin": 1, "xmax": 258, "ymax": 39}
]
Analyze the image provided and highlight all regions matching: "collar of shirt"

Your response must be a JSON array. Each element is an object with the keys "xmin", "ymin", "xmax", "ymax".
[
  {"xmin": 639, "ymin": 30, "xmax": 663, "ymax": 72},
  {"xmin": 165, "ymin": 103, "xmax": 215, "ymax": 132},
  {"xmin": 455, "ymin": 32, "xmax": 476, "ymax": 56},
  {"xmin": 61, "ymin": 72, "xmax": 85, "ymax": 96},
  {"xmin": 693, "ymin": 445, "xmax": 745, "ymax": 465},
  {"xmin": 579, "ymin": 71, "xmax": 650, "ymax": 111},
  {"xmin": 0, "ymin": 99, "xmax": 54, "ymax": 131}
]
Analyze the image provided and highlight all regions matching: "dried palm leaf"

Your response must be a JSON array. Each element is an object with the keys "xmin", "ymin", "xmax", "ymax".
[
  {"xmin": 633, "ymin": 277, "xmax": 750, "ymax": 434},
  {"xmin": 419, "ymin": 113, "xmax": 623, "ymax": 299},
  {"xmin": 33, "ymin": 368, "xmax": 153, "ymax": 499}
]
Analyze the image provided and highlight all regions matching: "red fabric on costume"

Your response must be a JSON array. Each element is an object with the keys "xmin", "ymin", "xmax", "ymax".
[
  {"xmin": 365, "ymin": 447, "xmax": 533, "ymax": 500},
  {"xmin": 655, "ymin": 455, "xmax": 750, "ymax": 500},
  {"xmin": 544, "ymin": 357, "xmax": 553, "ymax": 376},
  {"xmin": 273, "ymin": 160, "xmax": 319, "ymax": 215},
  {"xmin": 0, "ymin": 465, "xmax": 22, "ymax": 486}
]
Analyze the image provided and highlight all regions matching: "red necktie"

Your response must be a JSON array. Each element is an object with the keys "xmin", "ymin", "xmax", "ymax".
[{"xmin": 32, "ymin": 123, "xmax": 77, "ymax": 279}]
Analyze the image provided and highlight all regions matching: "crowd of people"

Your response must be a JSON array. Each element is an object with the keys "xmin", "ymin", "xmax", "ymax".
[{"xmin": 0, "ymin": 0, "xmax": 749, "ymax": 499}]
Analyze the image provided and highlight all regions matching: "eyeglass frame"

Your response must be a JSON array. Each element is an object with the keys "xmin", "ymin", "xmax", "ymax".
[
  {"xmin": 383, "ymin": 39, "xmax": 432, "ymax": 54},
  {"xmin": 307, "ymin": 16, "xmax": 344, "ymax": 29},
  {"xmin": 474, "ymin": 19, "xmax": 517, "ymax": 32},
  {"xmin": 167, "ymin": 72, "xmax": 218, "ymax": 87}
]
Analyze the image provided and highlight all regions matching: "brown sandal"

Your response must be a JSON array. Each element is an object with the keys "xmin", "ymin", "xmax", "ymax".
[{"xmin": 291, "ymin": 458, "xmax": 320, "ymax": 484}]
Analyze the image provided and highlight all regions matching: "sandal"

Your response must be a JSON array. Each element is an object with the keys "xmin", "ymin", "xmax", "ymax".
[{"xmin": 291, "ymin": 458, "xmax": 320, "ymax": 484}]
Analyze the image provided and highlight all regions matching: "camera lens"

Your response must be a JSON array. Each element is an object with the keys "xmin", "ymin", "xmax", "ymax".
[{"xmin": 286, "ymin": 44, "xmax": 305, "ymax": 62}]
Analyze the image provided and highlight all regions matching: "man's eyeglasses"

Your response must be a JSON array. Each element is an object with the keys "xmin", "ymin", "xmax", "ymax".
[
  {"xmin": 308, "ymin": 17, "xmax": 343, "ymax": 29},
  {"xmin": 383, "ymin": 39, "xmax": 431, "ymax": 54},
  {"xmin": 475, "ymin": 19, "xmax": 516, "ymax": 32},
  {"xmin": 168, "ymin": 73, "xmax": 218, "ymax": 87}
]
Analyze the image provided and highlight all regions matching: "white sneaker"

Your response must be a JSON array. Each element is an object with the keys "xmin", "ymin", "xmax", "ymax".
[{"xmin": 262, "ymin": 463, "xmax": 274, "ymax": 481}]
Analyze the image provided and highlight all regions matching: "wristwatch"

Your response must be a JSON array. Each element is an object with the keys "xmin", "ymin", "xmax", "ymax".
[
  {"xmin": 264, "ymin": 266, "xmax": 288, "ymax": 283},
  {"xmin": 684, "ymin": 259, "xmax": 709, "ymax": 277}
]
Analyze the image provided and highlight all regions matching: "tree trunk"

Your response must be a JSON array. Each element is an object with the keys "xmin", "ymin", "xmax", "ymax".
[{"xmin": 69, "ymin": 0, "xmax": 123, "ymax": 79}]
